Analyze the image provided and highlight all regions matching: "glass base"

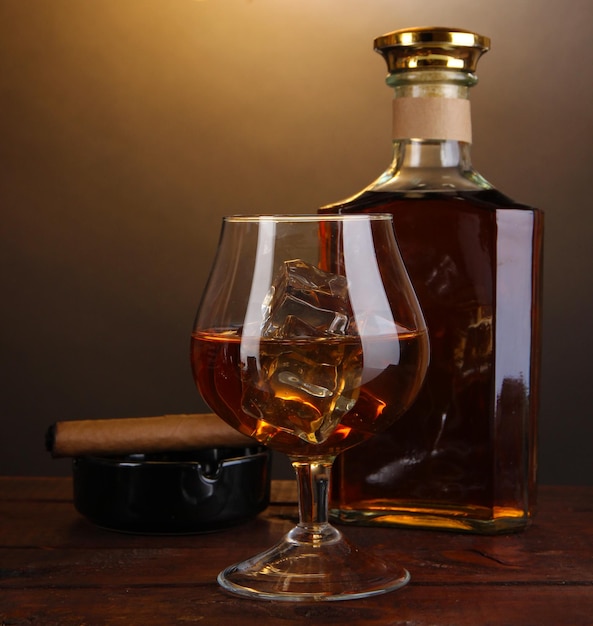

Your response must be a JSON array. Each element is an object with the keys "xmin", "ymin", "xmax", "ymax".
[{"xmin": 217, "ymin": 523, "xmax": 410, "ymax": 602}]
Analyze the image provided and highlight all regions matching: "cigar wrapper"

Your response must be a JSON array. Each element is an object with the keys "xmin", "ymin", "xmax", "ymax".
[{"xmin": 46, "ymin": 413, "xmax": 258, "ymax": 458}]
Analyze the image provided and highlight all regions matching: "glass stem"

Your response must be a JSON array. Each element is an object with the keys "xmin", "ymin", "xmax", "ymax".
[{"xmin": 291, "ymin": 458, "xmax": 336, "ymax": 541}]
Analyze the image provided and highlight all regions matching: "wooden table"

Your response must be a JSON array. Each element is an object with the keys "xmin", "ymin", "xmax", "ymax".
[{"xmin": 1, "ymin": 478, "xmax": 592, "ymax": 625}]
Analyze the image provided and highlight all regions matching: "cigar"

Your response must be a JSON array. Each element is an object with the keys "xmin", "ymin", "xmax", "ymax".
[{"xmin": 46, "ymin": 413, "xmax": 257, "ymax": 458}]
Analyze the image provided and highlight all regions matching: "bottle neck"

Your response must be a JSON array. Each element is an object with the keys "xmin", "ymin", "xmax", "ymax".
[{"xmin": 371, "ymin": 69, "xmax": 491, "ymax": 192}]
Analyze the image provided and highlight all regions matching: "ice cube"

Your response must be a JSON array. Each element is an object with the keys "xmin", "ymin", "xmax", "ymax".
[
  {"xmin": 240, "ymin": 260, "xmax": 362, "ymax": 444},
  {"xmin": 261, "ymin": 260, "xmax": 351, "ymax": 339}
]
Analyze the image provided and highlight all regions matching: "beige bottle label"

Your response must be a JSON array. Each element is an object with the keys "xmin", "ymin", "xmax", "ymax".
[{"xmin": 392, "ymin": 98, "xmax": 472, "ymax": 143}]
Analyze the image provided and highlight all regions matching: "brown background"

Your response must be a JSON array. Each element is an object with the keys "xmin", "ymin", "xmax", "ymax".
[{"xmin": 1, "ymin": 0, "xmax": 591, "ymax": 484}]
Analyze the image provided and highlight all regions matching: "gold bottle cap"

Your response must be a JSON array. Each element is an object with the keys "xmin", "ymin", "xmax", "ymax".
[{"xmin": 374, "ymin": 27, "xmax": 490, "ymax": 72}]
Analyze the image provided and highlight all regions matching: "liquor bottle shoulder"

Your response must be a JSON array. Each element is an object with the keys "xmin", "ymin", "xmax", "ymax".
[{"xmin": 321, "ymin": 187, "xmax": 541, "ymax": 215}]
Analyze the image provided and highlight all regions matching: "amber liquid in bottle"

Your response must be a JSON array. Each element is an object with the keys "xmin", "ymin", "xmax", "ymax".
[
  {"xmin": 322, "ymin": 187, "xmax": 542, "ymax": 532},
  {"xmin": 319, "ymin": 26, "xmax": 544, "ymax": 533}
]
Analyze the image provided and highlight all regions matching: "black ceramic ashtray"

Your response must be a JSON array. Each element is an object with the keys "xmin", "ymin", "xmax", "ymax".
[{"xmin": 72, "ymin": 446, "xmax": 271, "ymax": 534}]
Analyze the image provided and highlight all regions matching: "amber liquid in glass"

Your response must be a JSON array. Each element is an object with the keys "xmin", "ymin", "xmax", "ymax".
[
  {"xmin": 191, "ymin": 328, "xmax": 428, "ymax": 459},
  {"xmin": 322, "ymin": 188, "xmax": 543, "ymax": 532}
]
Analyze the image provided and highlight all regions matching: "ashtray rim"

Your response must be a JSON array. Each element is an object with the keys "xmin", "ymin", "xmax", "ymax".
[{"xmin": 72, "ymin": 445, "xmax": 272, "ymax": 534}]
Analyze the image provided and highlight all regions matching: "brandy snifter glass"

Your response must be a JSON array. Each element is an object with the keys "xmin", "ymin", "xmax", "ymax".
[{"xmin": 190, "ymin": 214, "xmax": 429, "ymax": 601}]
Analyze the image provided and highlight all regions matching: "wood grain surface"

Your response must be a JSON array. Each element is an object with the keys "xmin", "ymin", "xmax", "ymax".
[{"xmin": 1, "ymin": 478, "xmax": 592, "ymax": 625}]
